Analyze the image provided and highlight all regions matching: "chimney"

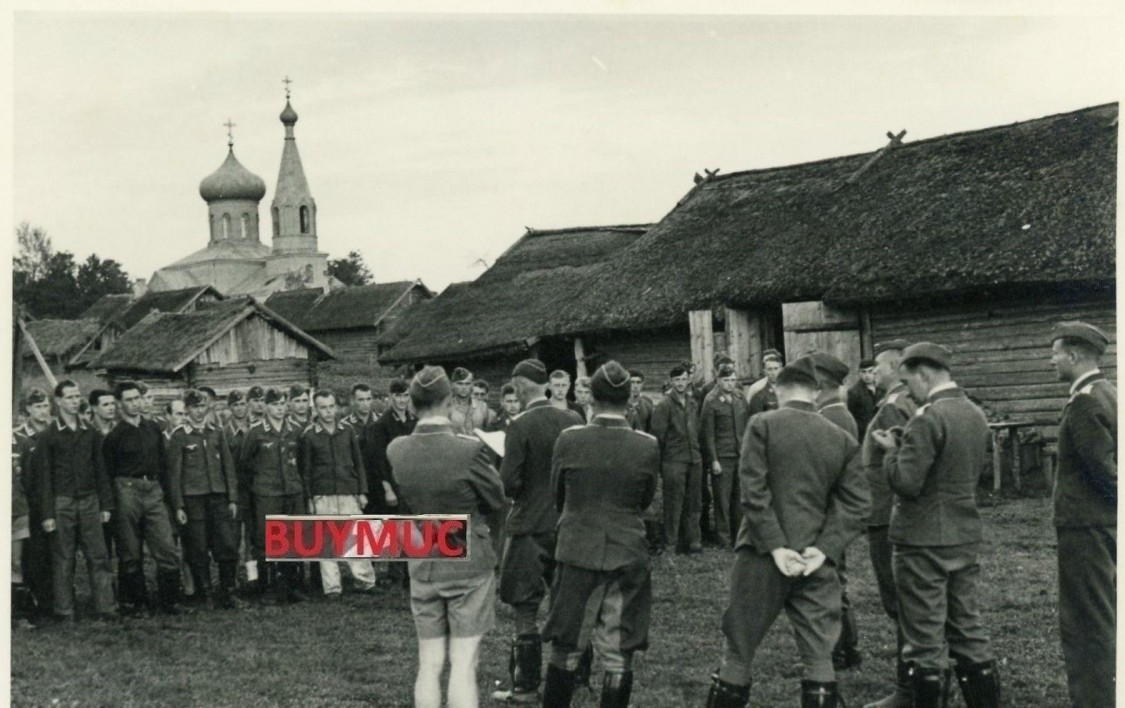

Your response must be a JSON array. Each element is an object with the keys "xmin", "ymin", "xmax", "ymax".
[{"xmin": 133, "ymin": 278, "xmax": 148, "ymax": 299}]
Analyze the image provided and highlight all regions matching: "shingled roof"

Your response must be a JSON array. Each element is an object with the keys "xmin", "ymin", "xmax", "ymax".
[
  {"xmin": 113, "ymin": 285, "xmax": 224, "ymax": 331},
  {"xmin": 264, "ymin": 281, "xmax": 431, "ymax": 333},
  {"xmin": 21, "ymin": 319, "xmax": 104, "ymax": 360},
  {"xmin": 88, "ymin": 297, "xmax": 335, "ymax": 373},
  {"xmin": 552, "ymin": 103, "xmax": 1117, "ymax": 334},
  {"xmin": 379, "ymin": 225, "xmax": 652, "ymax": 363},
  {"xmin": 80, "ymin": 293, "xmax": 134, "ymax": 323}
]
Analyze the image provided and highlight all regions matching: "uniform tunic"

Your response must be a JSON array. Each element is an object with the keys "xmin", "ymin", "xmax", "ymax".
[
  {"xmin": 1053, "ymin": 370, "xmax": 1116, "ymax": 708},
  {"xmin": 238, "ymin": 418, "xmax": 305, "ymax": 584},
  {"xmin": 14, "ymin": 422, "xmax": 54, "ymax": 614},
  {"xmin": 883, "ymin": 383, "xmax": 993, "ymax": 670},
  {"xmin": 701, "ymin": 388, "xmax": 749, "ymax": 545},
  {"xmin": 543, "ymin": 416, "xmax": 659, "ymax": 672},
  {"xmin": 650, "ymin": 391, "xmax": 703, "ymax": 550}
]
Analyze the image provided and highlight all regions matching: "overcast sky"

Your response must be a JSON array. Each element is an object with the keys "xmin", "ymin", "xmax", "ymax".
[{"xmin": 12, "ymin": 12, "xmax": 1121, "ymax": 292}]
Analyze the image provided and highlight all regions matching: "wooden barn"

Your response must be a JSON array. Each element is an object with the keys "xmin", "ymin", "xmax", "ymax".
[
  {"xmin": 86, "ymin": 297, "xmax": 335, "ymax": 403},
  {"xmin": 378, "ymin": 224, "xmax": 696, "ymax": 398},
  {"xmin": 19, "ymin": 318, "xmax": 107, "ymax": 379},
  {"xmin": 547, "ymin": 102, "xmax": 1116, "ymax": 444}
]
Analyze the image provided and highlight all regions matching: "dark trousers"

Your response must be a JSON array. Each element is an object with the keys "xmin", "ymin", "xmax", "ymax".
[
  {"xmin": 720, "ymin": 549, "xmax": 841, "ymax": 684},
  {"xmin": 183, "ymin": 494, "xmax": 239, "ymax": 595},
  {"xmin": 710, "ymin": 457, "xmax": 741, "ymax": 546},
  {"xmin": 867, "ymin": 526, "xmax": 898, "ymax": 620},
  {"xmin": 893, "ymin": 543, "xmax": 993, "ymax": 670},
  {"xmin": 1057, "ymin": 526, "xmax": 1116, "ymax": 708},
  {"xmin": 661, "ymin": 460, "xmax": 701, "ymax": 550},
  {"xmin": 50, "ymin": 494, "xmax": 115, "ymax": 617},
  {"xmin": 500, "ymin": 532, "xmax": 556, "ymax": 634},
  {"xmin": 114, "ymin": 478, "xmax": 180, "ymax": 574},
  {"xmin": 255, "ymin": 494, "xmax": 304, "ymax": 592},
  {"xmin": 22, "ymin": 519, "xmax": 55, "ymax": 615}
]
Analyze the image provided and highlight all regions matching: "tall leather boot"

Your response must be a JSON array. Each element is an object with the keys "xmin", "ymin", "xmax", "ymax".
[
  {"xmin": 800, "ymin": 680, "xmax": 841, "ymax": 708},
  {"xmin": 600, "ymin": 671, "xmax": 633, "ymax": 708},
  {"xmin": 120, "ymin": 567, "xmax": 151, "ymax": 616},
  {"xmin": 574, "ymin": 645, "xmax": 594, "ymax": 690},
  {"xmin": 541, "ymin": 664, "xmax": 577, "ymax": 708},
  {"xmin": 156, "ymin": 569, "xmax": 189, "ymax": 616},
  {"xmin": 509, "ymin": 634, "xmax": 542, "ymax": 703},
  {"xmin": 832, "ymin": 601, "xmax": 862, "ymax": 670},
  {"xmin": 704, "ymin": 673, "xmax": 750, "ymax": 708},
  {"xmin": 215, "ymin": 561, "xmax": 246, "ymax": 609},
  {"xmin": 954, "ymin": 660, "xmax": 1001, "ymax": 708},
  {"xmin": 910, "ymin": 666, "xmax": 950, "ymax": 708},
  {"xmin": 863, "ymin": 659, "xmax": 911, "ymax": 708}
]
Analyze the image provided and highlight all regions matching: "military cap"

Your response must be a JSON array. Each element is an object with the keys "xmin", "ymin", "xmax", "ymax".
[
  {"xmin": 669, "ymin": 363, "xmax": 690, "ymax": 378},
  {"xmin": 762, "ymin": 348, "xmax": 784, "ymax": 365},
  {"xmin": 511, "ymin": 359, "xmax": 549, "ymax": 384},
  {"xmin": 197, "ymin": 386, "xmax": 217, "ymax": 399},
  {"xmin": 1051, "ymin": 321, "xmax": 1110, "ymax": 355},
  {"xmin": 263, "ymin": 387, "xmax": 287, "ymax": 405},
  {"xmin": 450, "ymin": 367, "xmax": 473, "ymax": 383},
  {"xmin": 900, "ymin": 342, "xmax": 953, "ymax": 370},
  {"xmin": 246, "ymin": 385, "xmax": 265, "ymax": 401},
  {"xmin": 811, "ymin": 352, "xmax": 850, "ymax": 386},
  {"xmin": 288, "ymin": 384, "xmax": 309, "ymax": 398},
  {"xmin": 410, "ymin": 365, "xmax": 452, "ymax": 408},
  {"xmin": 23, "ymin": 387, "xmax": 49, "ymax": 407},
  {"xmin": 226, "ymin": 390, "xmax": 246, "ymax": 405},
  {"xmin": 859, "ymin": 358, "xmax": 876, "ymax": 369},
  {"xmin": 874, "ymin": 339, "xmax": 910, "ymax": 356},
  {"xmin": 628, "ymin": 369, "xmax": 645, "ymax": 381},
  {"xmin": 388, "ymin": 378, "xmax": 409, "ymax": 395},
  {"xmin": 777, "ymin": 356, "xmax": 819, "ymax": 388},
  {"xmin": 716, "ymin": 363, "xmax": 737, "ymax": 378},
  {"xmin": 183, "ymin": 390, "xmax": 207, "ymax": 408},
  {"xmin": 590, "ymin": 360, "xmax": 632, "ymax": 404}
]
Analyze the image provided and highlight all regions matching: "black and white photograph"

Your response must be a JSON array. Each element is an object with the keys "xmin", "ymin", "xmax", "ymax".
[{"xmin": 5, "ymin": 5, "xmax": 1120, "ymax": 707}]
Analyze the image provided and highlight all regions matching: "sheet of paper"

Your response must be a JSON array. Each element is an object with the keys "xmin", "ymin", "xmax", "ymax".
[{"xmin": 475, "ymin": 428, "xmax": 505, "ymax": 457}]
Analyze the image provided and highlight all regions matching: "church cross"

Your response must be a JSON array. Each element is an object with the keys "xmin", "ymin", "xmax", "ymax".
[
  {"xmin": 283, "ymin": 75, "xmax": 293, "ymax": 99},
  {"xmin": 224, "ymin": 118, "xmax": 236, "ymax": 147}
]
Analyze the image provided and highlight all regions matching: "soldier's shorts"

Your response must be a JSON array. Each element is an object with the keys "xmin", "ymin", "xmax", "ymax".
[
  {"xmin": 543, "ymin": 560, "xmax": 652, "ymax": 673},
  {"xmin": 499, "ymin": 532, "xmax": 556, "ymax": 609},
  {"xmin": 410, "ymin": 570, "xmax": 496, "ymax": 640},
  {"xmin": 720, "ymin": 548, "xmax": 841, "ymax": 683}
]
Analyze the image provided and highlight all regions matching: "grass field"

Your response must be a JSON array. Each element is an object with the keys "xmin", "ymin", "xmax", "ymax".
[{"xmin": 11, "ymin": 495, "xmax": 1068, "ymax": 707}]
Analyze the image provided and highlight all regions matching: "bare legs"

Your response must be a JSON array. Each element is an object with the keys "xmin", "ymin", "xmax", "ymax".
[{"xmin": 415, "ymin": 635, "xmax": 484, "ymax": 708}]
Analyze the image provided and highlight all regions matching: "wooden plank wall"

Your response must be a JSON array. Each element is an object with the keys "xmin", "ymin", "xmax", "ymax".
[
  {"xmin": 589, "ymin": 325, "xmax": 692, "ymax": 400},
  {"xmin": 688, "ymin": 311, "xmax": 715, "ymax": 382},
  {"xmin": 783, "ymin": 301, "xmax": 864, "ymax": 386},
  {"xmin": 870, "ymin": 294, "xmax": 1116, "ymax": 439},
  {"xmin": 191, "ymin": 358, "xmax": 313, "ymax": 399},
  {"xmin": 316, "ymin": 329, "xmax": 382, "ymax": 367},
  {"xmin": 197, "ymin": 315, "xmax": 309, "ymax": 365}
]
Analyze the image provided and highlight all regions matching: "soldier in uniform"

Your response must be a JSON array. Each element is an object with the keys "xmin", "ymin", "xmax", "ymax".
[
  {"xmin": 224, "ymin": 390, "xmax": 252, "ymax": 457},
  {"xmin": 103, "ymin": 381, "xmax": 186, "ymax": 616},
  {"xmin": 540, "ymin": 361, "xmax": 660, "ymax": 707},
  {"xmin": 1048, "ymin": 322, "xmax": 1116, "ymax": 708},
  {"xmin": 166, "ymin": 389, "xmax": 244, "ymax": 609},
  {"xmin": 700, "ymin": 363, "xmax": 749, "ymax": 548},
  {"xmin": 238, "ymin": 387, "xmax": 307, "ymax": 604},
  {"xmin": 15, "ymin": 388, "xmax": 56, "ymax": 621},
  {"xmin": 224, "ymin": 390, "xmax": 256, "ymax": 591},
  {"xmin": 300, "ymin": 390, "xmax": 378, "ymax": 597},
  {"xmin": 366, "ymin": 379, "xmax": 416, "ymax": 589},
  {"xmin": 705, "ymin": 356, "xmax": 868, "ymax": 708},
  {"xmin": 11, "ymin": 429, "xmax": 34, "ymax": 625},
  {"xmin": 810, "ymin": 352, "xmax": 862, "ymax": 672},
  {"xmin": 860, "ymin": 340, "xmax": 917, "ymax": 708},
  {"xmin": 343, "ymin": 383, "xmax": 379, "ymax": 435},
  {"xmin": 572, "ymin": 376, "xmax": 594, "ymax": 423},
  {"xmin": 496, "ymin": 358, "xmax": 584, "ymax": 703},
  {"xmin": 286, "ymin": 384, "xmax": 313, "ymax": 429},
  {"xmin": 746, "ymin": 349, "xmax": 784, "ymax": 416},
  {"xmin": 847, "ymin": 358, "xmax": 882, "ymax": 439},
  {"xmin": 548, "ymin": 370, "xmax": 586, "ymax": 419},
  {"xmin": 89, "ymin": 389, "xmax": 118, "ymax": 437},
  {"xmin": 490, "ymin": 383, "xmax": 521, "ymax": 431},
  {"xmin": 870, "ymin": 343, "xmax": 1000, "ymax": 708},
  {"xmin": 197, "ymin": 386, "xmax": 220, "ymax": 426},
  {"xmin": 387, "ymin": 366, "xmax": 507, "ymax": 708},
  {"xmin": 247, "ymin": 386, "xmax": 266, "ymax": 424},
  {"xmin": 33, "ymin": 380, "xmax": 118, "ymax": 622},
  {"xmin": 650, "ymin": 363, "xmax": 704, "ymax": 554},
  {"xmin": 626, "ymin": 369, "xmax": 655, "ymax": 433}
]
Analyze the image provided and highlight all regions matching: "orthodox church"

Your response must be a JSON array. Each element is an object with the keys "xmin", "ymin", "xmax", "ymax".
[{"xmin": 148, "ymin": 94, "xmax": 333, "ymax": 297}]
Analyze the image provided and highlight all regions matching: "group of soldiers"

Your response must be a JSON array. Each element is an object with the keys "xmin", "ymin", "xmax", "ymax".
[{"xmin": 8, "ymin": 318, "xmax": 1116, "ymax": 708}]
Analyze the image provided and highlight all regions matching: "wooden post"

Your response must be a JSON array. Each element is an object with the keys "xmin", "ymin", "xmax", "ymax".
[
  {"xmin": 724, "ymin": 307, "xmax": 761, "ymax": 381},
  {"xmin": 689, "ymin": 310, "xmax": 715, "ymax": 381},
  {"xmin": 860, "ymin": 306, "xmax": 875, "ymax": 360},
  {"xmin": 574, "ymin": 337, "xmax": 588, "ymax": 379},
  {"xmin": 992, "ymin": 430, "xmax": 1003, "ymax": 492},
  {"xmin": 18, "ymin": 315, "xmax": 58, "ymax": 389}
]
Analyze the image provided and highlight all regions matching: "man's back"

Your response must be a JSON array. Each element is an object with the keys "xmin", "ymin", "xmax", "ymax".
[
  {"xmin": 500, "ymin": 400, "xmax": 583, "ymax": 536},
  {"xmin": 1055, "ymin": 374, "xmax": 1117, "ymax": 528}
]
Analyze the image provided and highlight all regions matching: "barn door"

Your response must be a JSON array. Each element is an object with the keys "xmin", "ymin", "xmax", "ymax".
[{"xmin": 782, "ymin": 301, "xmax": 864, "ymax": 385}]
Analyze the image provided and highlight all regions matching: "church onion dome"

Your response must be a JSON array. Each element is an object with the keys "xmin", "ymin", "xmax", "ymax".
[
  {"xmin": 199, "ymin": 149, "xmax": 267, "ymax": 202},
  {"xmin": 280, "ymin": 100, "xmax": 299, "ymax": 126}
]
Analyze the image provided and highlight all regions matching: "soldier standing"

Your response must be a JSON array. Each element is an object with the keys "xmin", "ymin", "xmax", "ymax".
[
  {"xmin": 247, "ymin": 386, "xmax": 266, "ymax": 423},
  {"xmin": 746, "ymin": 349, "xmax": 784, "ymax": 416},
  {"xmin": 491, "ymin": 383, "xmax": 522, "ymax": 431},
  {"xmin": 626, "ymin": 370, "xmax": 655, "ymax": 433},
  {"xmin": 540, "ymin": 361, "xmax": 659, "ymax": 707},
  {"xmin": 15, "ymin": 389, "xmax": 56, "ymax": 622},
  {"xmin": 366, "ymin": 379, "xmax": 416, "ymax": 589},
  {"xmin": 860, "ymin": 340, "xmax": 917, "ymax": 708},
  {"xmin": 496, "ymin": 358, "xmax": 584, "ymax": 703},
  {"xmin": 700, "ymin": 363, "xmax": 749, "ymax": 548},
  {"xmin": 847, "ymin": 358, "xmax": 882, "ymax": 439},
  {"xmin": 166, "ymin": 390, "xmax": 244, "ymax": 609},
  {"xmin": 870, "ymin": 343, "xmax": 1000, "ymax": 708},
  {"xmin": 1048, "ymin": 322, "xmax": 1116, "ymax": 708},
  {"xmin": 238, "ymin": 387, "xmax": 307, "ymax": 604},
  {"xmin": 705, "ymin": 356, "xmax": 868, "ymax": 708},
  {"xmin": 650, "ymin": 363, "xmax": 703, "ymax": 554},
  {"xmin": 300, "ymin": 390, "xmax": 377, "ymax": 597},
  {"xmin": 286, "ymin": 384, "xmax": 313, "ymax": 429}
]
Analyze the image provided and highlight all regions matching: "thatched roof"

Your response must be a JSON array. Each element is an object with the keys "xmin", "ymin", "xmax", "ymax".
[
  {"xmin": 264, "ymin": 281, "xmax": 432, "ymax": 333},
  {"xmin": 80, "ymin": 293, "xmax": 133, "ymax": 323},
  {"xmin": 21, "ymin": 319, "xmax": 104, "ymax": 360},
  {"xmin": 88, "ymin": 297, "xmax": 335, "ymax": 374},
  {"xmin": 113, "ymin": 285, "xmax": 224, "ymax": 331},
  {"xmin": 379, "ymin": 225, "xmax": 652, "ymax": 363},
  {"xmin": 552, "ymin": 103, "xmax": 1117, "ymax": 334}
]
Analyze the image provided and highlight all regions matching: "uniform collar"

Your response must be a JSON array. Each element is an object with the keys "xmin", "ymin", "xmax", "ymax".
[
  {"xmin": 928, "ymin": 382, "xmax": 962, "ymax": 402},
  {"xmin": 1070, "ymin": 369, "xmax": 1104, "ymax": 396},
  {"xmin": 347, "ymin": 411, "xmax": 374, "ymax": 426},
  {"xmin": 817, "ymin": 394, "xmax": 844, "ymax": 411},
  {"xmin": 313, "ymin": 420, "xmax": 344, "ymax": 434},
  {"xmin": 782, "ymin": 400, "xmax": 817, "ymax": 412},
  {"xmin": 386, "ymin": 407, "xmax": 415, "ymax": 423},
  {"xmin": 56, "ymin": 417, "xmax": 88, "ymax": 431},
  {"xmin": 525, "ymin": 399, "xmax": 552, "ymax": 412},
  {"xmin": 414, "ymin": 416, "xmax": 454, "ymax": 435},
  {"xmin": 591, "ymin": 414, "xmax": 630, "ymax": 429},
  {"xmin": 183, "ymin": 419, "xmax": 215, "ymax": 434},
  {"xmin": 878, "ymin": 382, "xmax": 907, "ymax": 406}
]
